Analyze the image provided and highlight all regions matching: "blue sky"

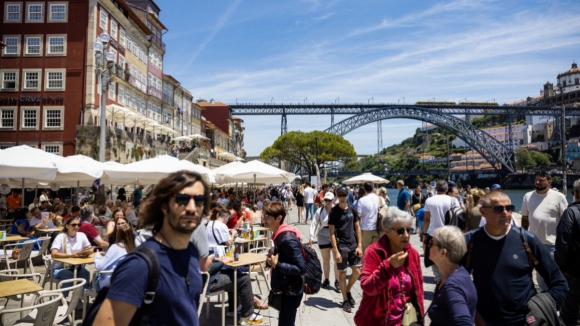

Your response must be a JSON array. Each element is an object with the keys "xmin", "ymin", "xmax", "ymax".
[{"xmin": 156, "ymin": 0, "xmax": 580, "ymax": 156}]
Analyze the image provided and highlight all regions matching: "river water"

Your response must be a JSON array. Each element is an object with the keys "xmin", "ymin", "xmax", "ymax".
[{"xmin": 386, "ymin": 187, "xmax": 574, "ymax": 213}]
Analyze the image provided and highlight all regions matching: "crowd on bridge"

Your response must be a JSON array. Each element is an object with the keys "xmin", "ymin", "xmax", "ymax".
[{"xmin": 1, "ymin": 169, "xmax": 579, "ymax": 326}]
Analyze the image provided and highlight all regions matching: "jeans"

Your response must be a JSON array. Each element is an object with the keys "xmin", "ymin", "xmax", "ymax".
[
  {"xmin": 208, "ymin": 271, "xmax": 254, "ymax": 319},
  {"xmin": 305, "ymin": 203, "xmax": 315, "ymax": 221},
  {"xmin": 536, "ymin": 244, "xmax": 555, "ymax": 292},
  {"xmin": 561, "ymin": 274, "xmax": 580, "ymax": 326},
  {"xmin": 53, "ymin": 266, "xmax": 91, "ymax": 296},
  {"xmin": 279, "ymin": 294, "xmax": 302, "ymax": 326}
]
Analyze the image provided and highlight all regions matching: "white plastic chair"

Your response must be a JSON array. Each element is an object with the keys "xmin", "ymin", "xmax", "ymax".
[
  {"xmin": 202, "ymin": 271, "xmax": 226, "ymax": 326},
  {"xmin": 0, "ymin": 293, "xmax": 62, "ymax": 326},
  {"xmin": 31, "ymin": 278, "xmax": 87, "ymax": 326},
  {"xmin": 249, "ymin": 247, "xmax": 271, "ymax": 294},
  {"xmin": 1, "ymin": 241, "xmax": 36, "ymax": 273},
  {"xmin": 29, "ymin": 236, "xmax": 51, "ymax": 261},
  {"xmin": 82, "ymin": 270, "xmax": 113, "ymax": 319}
]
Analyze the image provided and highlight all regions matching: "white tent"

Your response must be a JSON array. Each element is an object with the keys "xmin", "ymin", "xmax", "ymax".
[
  {"xmin": 342, "ymin": 173, "xmax": 390, "ymax": 185},
  {"xmin": 102, "ymin": 155, "xmax": 216, "ymax": 185},
  {"xmin": 213, "ymin": 161, "xmax": 245, "ymax": 174},
  {"xmin": 216, "ymin": 160, "xmax": 297, "ymax": 184},
  {"xmin": 0, "ymin": 145, "xmax": 59, "ymax": 180}
]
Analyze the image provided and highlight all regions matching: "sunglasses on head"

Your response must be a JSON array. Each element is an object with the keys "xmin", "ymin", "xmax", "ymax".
[
  {"xmin": 485, "ymin": 205, "xmax": 515, "ymax": 214},
  {"xmin": 175, "ymin": 193, "xmax": 205, "ymax": 207},
  {"xmin": 390, "ymin": 227, "xmax": 414, "ymax": 235}
]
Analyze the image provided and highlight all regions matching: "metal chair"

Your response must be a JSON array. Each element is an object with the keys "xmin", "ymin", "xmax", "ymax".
[
  {"xmin": 0, "ymin": 269, "xmax": 43, "ymax": 309},
  {"xmin": 202, "ymin": 271, "xmax": 226, "ymax": 326},
  {"xmin": 82, "ymin": 270, "xmax": 113, "ymax": 319},
  {"xmin": 34, "ymin": 278, "xmax": 87, "ymax": 326},
  {"xmin": 1, "ymin": 240, "xmax": 36, "ymax": 273},
  {"xmin": 249, "ymin": 247, "xmax": 271, "ymax": 294},
  {"xmin": 0, "ymin": 293, "xmax": 62, "ymax": 326}
]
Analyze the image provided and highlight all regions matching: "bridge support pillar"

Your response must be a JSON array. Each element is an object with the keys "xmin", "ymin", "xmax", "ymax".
[{"xmin": 281, "ymin": 113, "xmax": 287, "ymax": 135}]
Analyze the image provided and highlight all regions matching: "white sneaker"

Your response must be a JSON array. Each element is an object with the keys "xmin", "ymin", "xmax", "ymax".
[{"xmin": 239, "ymin": 313, "xmax": 263, "ymax": 325}]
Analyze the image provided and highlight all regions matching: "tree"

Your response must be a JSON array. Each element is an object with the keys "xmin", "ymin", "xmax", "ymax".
[
  {"xmin": 530, "ymin": 151, "xmax": 551, "ymax": 169},
  {"xmin": 260, "ymin": 131, "xmax": 357, "ymax": 177},
  {"xmin": 515, "ymin": 148, "xmax": 534, "ymax": 172}
]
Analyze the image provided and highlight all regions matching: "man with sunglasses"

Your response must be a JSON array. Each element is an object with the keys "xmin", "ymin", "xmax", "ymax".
[
  {"xmin": 521, "ymin": 171, "xmax": 568, "ymax": 291},
  {"xmin": 356, "ymin": 181, "xmax": 382, "ymax": 257},
  {"xmin": 93, "ymin": 171, "xmax": 209, "ymax": 326},
  {"xmin": 462, "ymin": 192, "xmax": 567, "ymax": 326},
  {"xmin": 329, "ymin": 187, "xmax": 362, "ymax": 313}
]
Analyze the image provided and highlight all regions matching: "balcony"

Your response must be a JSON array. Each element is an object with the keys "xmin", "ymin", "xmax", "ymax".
[
  {"xmin": 148, "ymin": 86, "xmax": 163, "ymax": 100},
  {"xmin": 128, "ymin": 76, "xmax": 147, "ymax": 93},
  {"xmin": 162, "ymin": 93, "xmax": 173, "ymax": 106},
  {"xmin": 150, "ymin": 34, "xmax": 166, "ymax": 52}
]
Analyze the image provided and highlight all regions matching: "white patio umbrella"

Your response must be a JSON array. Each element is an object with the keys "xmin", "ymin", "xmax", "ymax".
[
  {"xmin": 190, "ymin": 133, "xmax": 210, "ymax": 141},
  {"xmin": 342, "ymin": 172, "xmax": 390, "ymax": 185},
  {"xmin": 213, "ymin": 161, "xmax": 245, "ymax": 174},
  {"xmin": 102, "ymin": 155, "xmax": 216, "ymax": 185},
  {"xmin": 217, "ymin": 160, "xmax": 297, "ymax": 184},
  {"xmin": 0, "ymin": 145, "xmax": 60, "ymax": 180},
  {"xmin": 173, "ymin": 136, "xmax": 192, "ymax": 142}
]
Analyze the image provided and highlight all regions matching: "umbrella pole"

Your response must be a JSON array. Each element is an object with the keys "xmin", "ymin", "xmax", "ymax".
[
  {"xmin": 76, "ymin": 181, "xmax": 80, "ymax": 206},
  {"xmin": 253, "ymin": 174, "xmax": 256, "ymax": 205},
  {"xmin": 21, "ymin": 178, "xmax": 25, "ymax": 208},
  {"xmin": 35, "ymin": 186, "xmax": 38, "ymax": 202}
]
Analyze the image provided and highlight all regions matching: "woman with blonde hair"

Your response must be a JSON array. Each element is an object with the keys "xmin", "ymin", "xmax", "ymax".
[
  {"xmin": 295, "ymin": 184, "xmax": 305, "ymax": 223},
  {"xmin": 466, "ymin": 189, "xmax": 485, "ymax": 230}
]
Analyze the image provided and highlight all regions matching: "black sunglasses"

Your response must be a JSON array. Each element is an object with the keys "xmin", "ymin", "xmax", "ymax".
[
  {"xmin": 69, "ymin": 223, "xmax": 80, "ymax": 227},
  {"xmin": 484, "ymin": 205, "xmax": 515, "ymax": 214},
  {"xmin": 175, "ymin": 194, "xmax": 205, "ymax": 207},
  {"xmin": 428, "ymin": 238, "xmax": 440, "ymax": 248},
  {"xmin": 390, "ymin": 227, "xmax": 414, "ymax": 235}
]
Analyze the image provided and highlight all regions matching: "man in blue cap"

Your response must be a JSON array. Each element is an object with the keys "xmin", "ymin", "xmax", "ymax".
[{"xmin": 491, "ymin": 184, "xmax": 502, "ymax": 192}]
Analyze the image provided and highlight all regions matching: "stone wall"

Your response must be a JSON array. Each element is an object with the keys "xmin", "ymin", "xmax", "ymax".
[{"xmin": 76, "ymin": 125, "xmax": 172, "ymax": 163}]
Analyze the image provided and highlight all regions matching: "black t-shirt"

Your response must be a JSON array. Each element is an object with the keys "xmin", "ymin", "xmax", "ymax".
[
  {"xmin": 411, "ymin": 192, "xmax": 424, "ymax": 206},
  {"xmin": 328, "ymin": 204, "xmax": 359, "ymax": 250}
]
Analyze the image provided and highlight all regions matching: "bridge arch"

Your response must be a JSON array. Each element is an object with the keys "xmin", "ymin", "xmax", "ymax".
[{"xmin": 324, "ymin": 106, "xmax": 515, "ymax": 173}]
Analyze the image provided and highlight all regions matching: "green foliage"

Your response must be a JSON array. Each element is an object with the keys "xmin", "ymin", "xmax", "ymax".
[
  {"xmin": 260, "ymin": 131, "xmax": 357, "ymax": 176},
  {"xmin": 515, "ymin": 148, "xmax": 534, "ymax": 172},
  {"xmin": 530, "ymin": 151, "xmax": 551, "ymax": 169}
]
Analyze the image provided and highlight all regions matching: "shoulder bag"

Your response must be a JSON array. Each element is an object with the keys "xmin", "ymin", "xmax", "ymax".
[{"xmin": 397, "ymin": 272, "xmax": 421, "ymax": 326}]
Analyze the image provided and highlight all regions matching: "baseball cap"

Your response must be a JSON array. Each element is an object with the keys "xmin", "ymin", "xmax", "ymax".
[
  {"xmin": 337, "ymin": 187, "xmax": 348, "ymax": 195},
  {"xmin": 491, "ymin": 184, "xmax": 502, "ymax": 190},
  {"xmin": 324, "ymin": 192, "xmax": 335, "ymax": 200},
  {"xmin": 447, "ymin": 181, "xmax": 457, "ymax": 188}
]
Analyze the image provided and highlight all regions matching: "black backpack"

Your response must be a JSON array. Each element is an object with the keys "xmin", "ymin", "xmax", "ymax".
[
  {"xmin": 445, "ymin": 198, "xmax": 466, "ymax": 230},
  {"xmin": 82, "ymin": 245, "xmax": 160, "ymax": 326},
  {"xmin": 275, "ymin": 232, "xmax": 323, "ymax": 295}
]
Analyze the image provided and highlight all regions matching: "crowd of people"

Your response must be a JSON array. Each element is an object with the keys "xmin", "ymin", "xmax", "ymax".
[{"xmin": 1, "ymin": 169, "xmax": 579, "ymax": 326}]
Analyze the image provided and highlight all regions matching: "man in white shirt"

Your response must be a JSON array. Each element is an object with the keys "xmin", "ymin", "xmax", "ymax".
[
  {"xmin": 356, "ymin": 181, "xmax": 382, "ymax": 256},
  {"xmin": 422, "ymin": 179, "xmax": 459, "ymax": 282},
  {"xmin": 521, "ymin": 170, "xmax": 568, "ymax": 291},
  {"xmin": 29, "ymin": 207, "xmax": 56, "ymax": 229},
  {"xmin": 39, "ymin": 190, "xmax": 50, "ymax": 203},
  {"xmin": 303, "ymin": 183, "xmax": 317, "ymax": 223}
]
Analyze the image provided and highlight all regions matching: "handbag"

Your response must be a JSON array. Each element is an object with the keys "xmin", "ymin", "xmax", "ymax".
[
  {"xmin": 268, "ymin": 290, "xmax": 283, "ymax": 311},
  {"xmin": 11, "ymin": 248, "xmax": 21, "ymax": 259},
  {"xmin": 397, "ymin": 273, "xmax": 421, "ymax": 326}
]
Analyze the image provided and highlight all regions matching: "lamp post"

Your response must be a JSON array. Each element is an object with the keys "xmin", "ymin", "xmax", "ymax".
[{"xmin": 93, "ymin": 32, "xmax": 116, "ymax": 162}]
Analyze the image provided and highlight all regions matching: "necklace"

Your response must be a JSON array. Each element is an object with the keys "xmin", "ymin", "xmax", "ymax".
[{"xmin": 156, "ymin": 232, "xmax": 191, "ymax": 286}]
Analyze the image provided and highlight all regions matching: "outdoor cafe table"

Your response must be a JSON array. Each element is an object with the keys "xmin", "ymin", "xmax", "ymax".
[
  {"xmin": 36, "ymin": 227, "xmax": 63, "ymax": 234},
  {"xmin": 225, "ymin": 253, "xmax": 268, "ymax": 326},
  {"xmin": 0, "ymin": 235, "xmax": 29, "ymax": 243},
  {"xmin": 234, "ymin": 236, "xmax": 268, "ymax": 253},
  {"xmin": 0, "ymin": 279, "xmax": 43, "ymax": 298},
  {"xmin": 49, "ymin": 253, "xmax": 94, "ymax": 289}
]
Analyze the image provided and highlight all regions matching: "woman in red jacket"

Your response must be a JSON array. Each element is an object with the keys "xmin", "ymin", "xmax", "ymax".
[{"xmin": 354, "ymin": 206, "xmax": 425, "ymax": 326}]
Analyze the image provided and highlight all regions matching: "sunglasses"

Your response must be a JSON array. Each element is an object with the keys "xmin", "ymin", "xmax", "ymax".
[
  {"xmin": 484, "ymin": 205, "xmax": 515, "ymax": 214},
  {"xmin": 69, "ymin": 223, "xmax": 80, "ymax": 227},
  {"xmin": 175, "ymin": 194, "xmax": 205, "ymax": 207},
  {"xmin": 263, "ymin": 214, "xmax": 276, "ymax": 220},
  {"xmin": 337, "ymin": 194, "xmax": 347, "ymax": 198},
  {"xmin": 390, "ymin": 227, "xmax": 414, "ymax": 235}
]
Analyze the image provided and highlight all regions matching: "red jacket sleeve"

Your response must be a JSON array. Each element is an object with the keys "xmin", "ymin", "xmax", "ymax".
[{"xmin": 360, "ymin": 245, "xmax": 395, "ymax": 296}]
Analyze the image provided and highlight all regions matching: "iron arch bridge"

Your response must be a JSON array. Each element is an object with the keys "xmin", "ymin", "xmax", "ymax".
[{"xmin": 323, "ymin": 107, "xmax": 515, "ymax": 173}]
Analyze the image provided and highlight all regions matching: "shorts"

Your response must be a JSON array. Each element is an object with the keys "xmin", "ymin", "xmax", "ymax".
[
  {"xmin": 318, "ymin": 243, "xmax": 332, "ymax": 250},
  {"xmin": 336, "ymin": 247, "xmax": 361, "ymax": 271}
]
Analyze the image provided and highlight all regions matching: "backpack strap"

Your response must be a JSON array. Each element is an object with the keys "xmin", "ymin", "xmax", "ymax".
[
  {"xmin": 131, "ymin": 245, "xmax": 160, "ymax": 326},
  {"xmin": 519, "ymin": 227, "xmax": 539, "ymax": 272}
]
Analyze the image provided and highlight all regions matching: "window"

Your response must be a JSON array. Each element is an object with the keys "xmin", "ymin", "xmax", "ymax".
[
  {"xmin": 125, "ymin": 91, "xmax": 130, "ymax": 107},
  {"xmin": 126, "ymin": 35, "xmax": 132, "ymax": 52},
  {"xmin": 48, "ymin": 3, "xmax": 67, "ymax": 22},
  {"xmin": 1, "ymin": 70, "xmax": 19, "ymax": 91},
  {"xmin": 108, "ymin": 82, "xmax": 115, "ymax": 100},
  {"xmin": 47, "ymin": 35, "xmax": 66, "ymax": 55},
  {"xmin": 5, "ymin": 3, "xmax": 22, "ymax": 22},
  {"xmin": 25, "ymin": 35, "xmax": 43, "ymax": 55},
  {"xmin": 0, "ymin": 108, "xmax": 16, "ymax": 129},
  {"xmin": 118, "ymin": 55, "xmax": 125, "ymax": 73},
  {"xmin": 42, "ymin": 143, "xmax": 62, "ymax": 155},
  {"xmin": 23, "ymin": 69, "xmax": 41, "ymax": 91},
  {"xmin": 109, "ymin": 47, "xmax": 117, "ymax": 63},
  {"xmin": 20, "ymin": 107, "xmax": 39, "ymax": 129},
  {"xmin": 110, "ymin": 20, "xmax": 118, "ymax": 40},
  {"xmin": 99, "ymin": 9, "xmax": 108, "ymax": 31},
  {"xmin": 118, "ymin": 87, "xmax": 125, "ymax": 105},
  {"xmin": 26, "ymin": 3, "xmax": 44, "ymax": 22},
  {"xmin": 43, "ymin": 107, "xmax": 63, "ymax": 129},
  {"xmin": 120, "ymin": 29, "xmax": 126, "ymax": 48},
  {"xmin": 3, "ymin": 36, "xmax": 19, "ymax": 55},
  {"xmin": 45, "ymin": 69, "xmax": 65, "ymax": 91}
]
